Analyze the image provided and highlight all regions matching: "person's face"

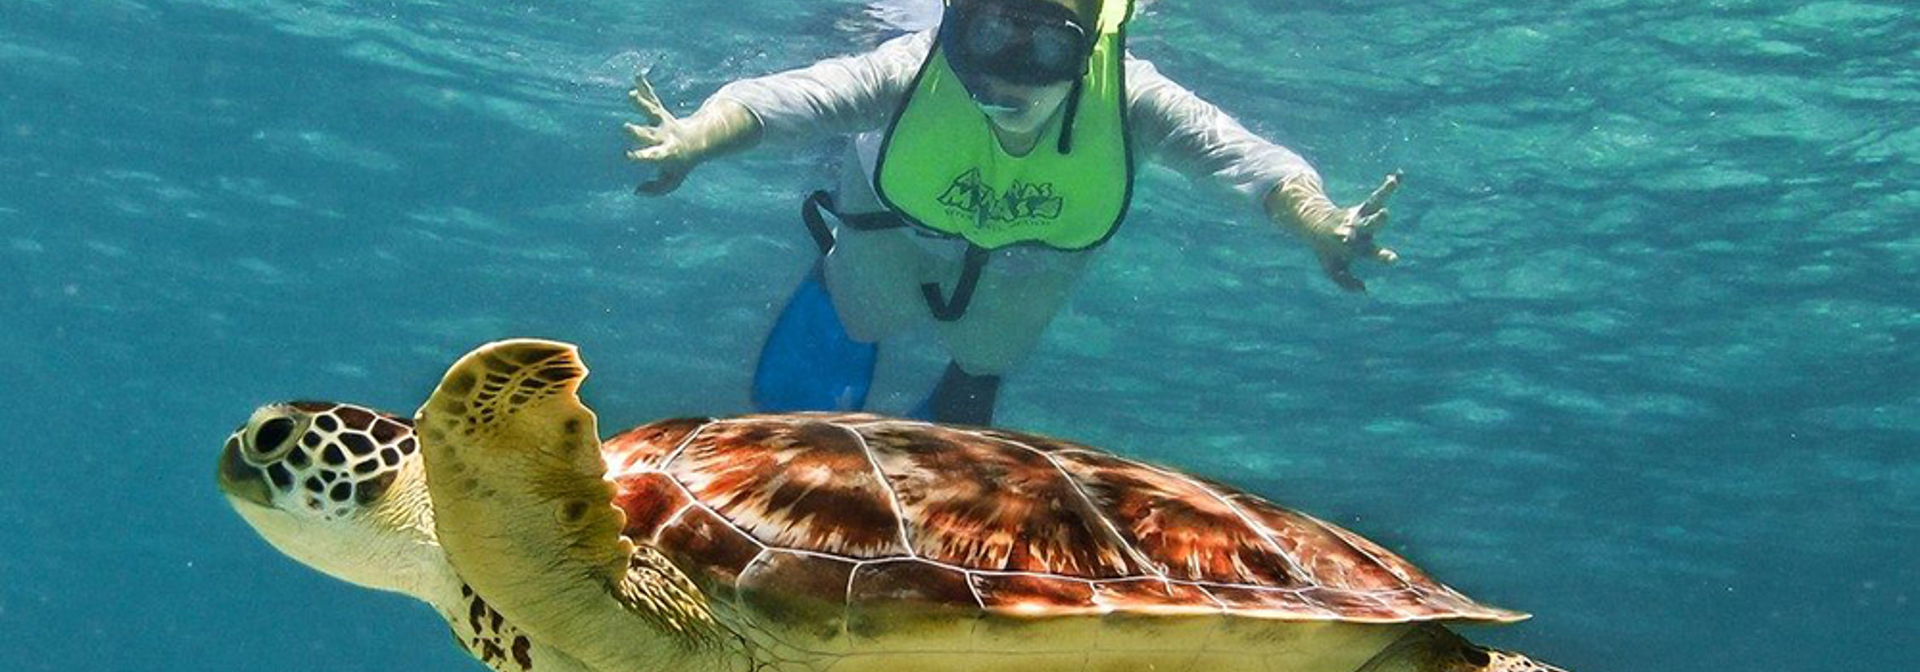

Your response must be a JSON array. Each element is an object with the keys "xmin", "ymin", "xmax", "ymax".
[
  {"xmin": 973, "ymin": 76, "xmax": 1074, "ymax": 134},
  {"xmin": 945, "ymin": 0, "xmax": 1091, "ymax": 133}
]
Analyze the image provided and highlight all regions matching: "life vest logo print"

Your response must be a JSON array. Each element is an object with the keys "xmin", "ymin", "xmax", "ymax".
[{"xmin": 936, "ymin": 168, "xmax": 1063, "ymax": 228}]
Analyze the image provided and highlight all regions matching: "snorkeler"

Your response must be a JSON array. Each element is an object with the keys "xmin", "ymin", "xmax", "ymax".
[{"xmin": 624, "ymin": 0, "xmax": 1400, "ymax": 425}]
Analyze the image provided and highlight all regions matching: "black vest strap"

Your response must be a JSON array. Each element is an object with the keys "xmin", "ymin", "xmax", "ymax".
[
  {"xmin": 1057, "ymin": 77, "xmax": 1085, "ymax": 154},
  {"xmin": 920, "ymin": 244, "xmax": 988, "ymax": 322},
  {"xmin": 800, "ymin": 191, "xmax": 839, "ymax": 255},
  {"xmin": 800, "ymin": 190, "xmax": 987, "ymax": 322},
  {"xmin": 801, "ymin": 190, "xmax": 910, "ymax": 255}
]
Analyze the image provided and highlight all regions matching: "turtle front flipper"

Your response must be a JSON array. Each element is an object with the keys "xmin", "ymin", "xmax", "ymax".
[{"xmin": 418, "ymin": 339, "xmax": 724, "ymax": 672}]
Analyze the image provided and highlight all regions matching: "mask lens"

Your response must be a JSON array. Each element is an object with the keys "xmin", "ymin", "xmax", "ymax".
[
  {"xmin": 945, "ymin": 1, "xmax": 1090, "ymax": 85},
  {"xmin": 1027, "ymin": 27, "xmax": 1078, "ymax": 72},
  {"xmin": 966, "ymin": 12, "xmax": 1020, "ymax": 56}
]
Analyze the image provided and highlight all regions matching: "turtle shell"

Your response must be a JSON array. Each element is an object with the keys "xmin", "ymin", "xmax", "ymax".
[{"xmin": 604, "ymin": 413, "xmax": 1523, "ymax": 629}]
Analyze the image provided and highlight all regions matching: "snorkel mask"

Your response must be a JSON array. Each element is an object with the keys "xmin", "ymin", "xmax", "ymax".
[{"xmin": 939, "ymin": 0, "xmax": 1094, "ymax": 93}]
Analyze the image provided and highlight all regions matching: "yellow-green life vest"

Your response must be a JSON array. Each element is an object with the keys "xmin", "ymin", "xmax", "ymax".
[{"xmin": 874, "ymin": 0, "xmax": 1135, "ymax": 251}]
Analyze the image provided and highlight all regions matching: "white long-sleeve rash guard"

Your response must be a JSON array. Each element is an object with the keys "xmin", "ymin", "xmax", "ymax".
[{"xmin": 710, "ymin": 30, "xmax": 1320, "ymax": 219}]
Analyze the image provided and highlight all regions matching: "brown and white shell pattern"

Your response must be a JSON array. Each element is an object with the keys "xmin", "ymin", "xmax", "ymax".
[{"xmin": 604, "ymin": 413, "xmax": 1524, "ymax": 631}]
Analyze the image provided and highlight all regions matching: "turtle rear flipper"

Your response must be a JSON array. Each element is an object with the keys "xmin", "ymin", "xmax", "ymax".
[
  {"xmin": 418, "ymin": 339, "xmax": 722, "ymax": 671},
  {"xmin": 1359, "ymin": 625, "xmax": 1570, "ymax": 672}
]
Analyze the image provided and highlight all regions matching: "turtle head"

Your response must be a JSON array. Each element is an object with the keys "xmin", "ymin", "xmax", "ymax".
[{"xmin": 218, "ymin": 401, "xmax": 448, "ymax": 598}]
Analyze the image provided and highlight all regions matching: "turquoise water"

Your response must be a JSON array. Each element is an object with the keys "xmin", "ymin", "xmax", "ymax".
[{"xmin": 2, "ymin": 0, "xmax": 1913, "ymax": 670}]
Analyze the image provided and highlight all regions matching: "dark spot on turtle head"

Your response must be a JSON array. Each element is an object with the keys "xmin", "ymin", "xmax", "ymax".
[
  {"xmin": 371, "ymin": 419, "xmax": 405, "ymax": 443},
  {"xmin": 314, "ymin": 414, "xmax": 338, "ymax": 432},
  {"xmin": 335, "ymin": 406, "xmax": 377, "ymax": 430},
  {"xmin": 321, "ymin": 444, "xmax": 346, "ymax": 466},
  {"xmin": 342, "ymin": 432, "xmax": 376, "ymax": 457},
  {"xmin": 328, "ymin": 482, "xmax": 352, "ymax": 503},
  {"xmin": 380, "ymin": 447, "xmax": 402, "ymax": 465},
  {"xmin": 560, "ymin": 499, "xmax": 589, "ymax": 523},
  {"xmin": 304, "ymin": 476, "xmax": 324, "ymax": 493},
  {"xmin": 355, "ymin": 470, "xmax": 398, "ymax": 505},
  {"xmin": 267, "ymin": 464, "xmax": 293, "ymax": 488},
  {"xmin": 320, "ymin": 470, "xmax": 338, "ymax": 483},
  {"xmin": 287, "ymin": 449, "xmax": 310, "ymax": 469},
  {"xmin": 353, "ymin": 459, "xmax": 380, "ymax": 475},
  {"xmin": 300, "ymin": 432, "xmax": 321, "ymax": 449},
  {"xmin": 563, "ymin": 419, "xmax": 581, "ymax": 436},
  {"xmin": 398, "ymin": 437, "xmax": 417, "ymax": 455}
]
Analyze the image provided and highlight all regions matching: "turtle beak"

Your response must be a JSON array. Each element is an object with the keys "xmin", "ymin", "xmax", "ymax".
[{"xmin": 217, "ymin": 434, "xmax": 276, "ymax": 508}]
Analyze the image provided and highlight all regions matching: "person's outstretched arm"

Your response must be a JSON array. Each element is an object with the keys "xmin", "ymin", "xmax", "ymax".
[
  {"xmin": 624, "ymin": 32, "xmax": 931, "ymax": 195},
  {"xmin": 1127, "ymin": 58, "xmax": 1400, "ymax": 292}
]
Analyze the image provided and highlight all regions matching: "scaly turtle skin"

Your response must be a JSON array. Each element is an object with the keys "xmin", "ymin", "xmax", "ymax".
[{"xmin": 219, "ymin": 339, "xmax": 1568, "ymax": 672}]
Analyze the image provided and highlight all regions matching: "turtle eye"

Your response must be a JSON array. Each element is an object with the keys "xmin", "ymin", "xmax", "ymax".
[
  {"xmin": 256, "ymin": 417, "xmax": 295, "ymax": 451},
  {"xmin": 243, "ymin": 409, "xmax": 309, "ymax": 464}
]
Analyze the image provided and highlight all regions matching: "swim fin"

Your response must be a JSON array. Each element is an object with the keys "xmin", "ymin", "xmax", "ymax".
[
  {"xmin": 751, "ymin": 264, "xmax": 877, "ymax": 412},
  {"xmin": 907, "ymin": 361, "xmax": 1001, "ymax": 426}
]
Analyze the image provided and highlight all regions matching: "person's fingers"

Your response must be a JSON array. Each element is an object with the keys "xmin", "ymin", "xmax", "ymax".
[
  {"xmin": 628, "ymin": 90, "xmax": 666, "ymax": 122},
  {"xmin": 626, "ymin": 145, "xmax": 672, "ymax": 163},
  {"xmin": 1356, "ymin": 171, "xmax": 1402, "ymax": 218},
  {"xmin": 629, "ymin": 74, "xmax": 672, "ymax": 122},
  {"xmin": 623, "ymin": 122, "xmax": 663, "ymax": 146},
  {"xmin": 1355, "ymin": 208, "xmax": 1390, "ymax": 235}
]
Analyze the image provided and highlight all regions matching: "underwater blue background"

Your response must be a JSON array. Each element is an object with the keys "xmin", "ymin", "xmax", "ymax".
[{"xmin": 1, "ymin": 0, "xmax": 1913, "ymax": 670}]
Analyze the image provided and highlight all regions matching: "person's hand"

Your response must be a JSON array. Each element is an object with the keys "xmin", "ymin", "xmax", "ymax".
[
  {"xmin": 624, "ymin": 73, "xmax": 697, "ymax": 195},
  {"xmin": 1294, "ymin": 172, "xmax": 1401, "ymax": 292}
]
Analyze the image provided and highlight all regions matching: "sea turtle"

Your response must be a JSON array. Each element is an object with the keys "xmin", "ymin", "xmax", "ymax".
[{"xmin": 217, "ymin": 339, "xmax": 1568, "ymax": 672}]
